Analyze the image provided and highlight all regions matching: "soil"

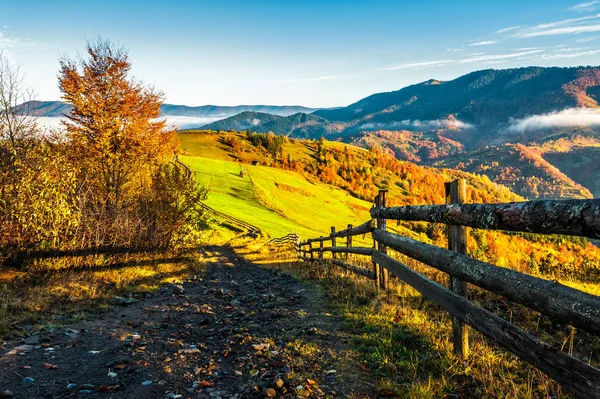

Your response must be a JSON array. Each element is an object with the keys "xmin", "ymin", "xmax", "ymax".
[{"xmin": 0, "ymin": 245, "xmax": 374, "ymax": 399}]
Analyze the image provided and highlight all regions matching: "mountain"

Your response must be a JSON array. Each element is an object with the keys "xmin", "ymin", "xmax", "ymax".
[
  {"xmin": 203, "ymin": 112, "xmax": 330, "ymax": 137},
  {"xmin": 25, "ymin": 101, "xmax": 319, "ymax": 118},
  {"xmin": 26, "ymin": 101, "xmax": 73, "ymax": 117},
  {"xmin": 314, "ymin": 67, "xmax": 600, "ymax": 143},
  {"xmin": 198, "ymin": 66, "xmax": 600, "ymax": 199},
  {"xmin": 201, "ymin": 112, "xmax": 284, "ymax": 132},
  {"xmin": 159, "ymin": 104, "xmax": 318, "ymax": 117}
]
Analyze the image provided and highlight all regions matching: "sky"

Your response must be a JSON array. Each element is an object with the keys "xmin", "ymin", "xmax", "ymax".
[{"xmin": 2, "ymin": 0, "xmax": 600, "ymax": 108}]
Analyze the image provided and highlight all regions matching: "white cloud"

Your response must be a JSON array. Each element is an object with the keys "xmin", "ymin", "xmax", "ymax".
[
  {"xmin": 508, "ymin": 108, "xmax": 600, "ymax": 132},
  {"xmin": 518, "ymin": 24, "xmax": 600, "ymax": 37},
  {"xmin": 512, "ymin": 14, "xmax": 600, "ymax": 37},
  {"xmin": 0, "ymin": 31, "xmax": 36, "ymax": 50},
  {"xmin": 573, "ymin": 36, "xmax": 597, "ymax": 42},
  {"xmin": 539, "ymin": 49, "xmax": 600, "ymax": 59},
  {"xmin": 495, "ymin": 25, "xmax": 525, "ymax": 34},
  {"xmin": 380, "ymin": 50, "xmax": 544, "ymax": 71},
  {"xmin": 35, "ymin": 115, "xmax": 225, "ymax": 131},
  {"xmin": 446, "ymin": 48, "xmax": 463, "ymax": 52},
  {"xmin": 470, "ymin": 40, "xmax": 497, "ymax": 46},
  {"xmin": 379, "ymin": 59, "xmax": 454, "ymax": 70},
  {"xmin": 358, "ymin": 118, "xmax": 474, "ymax": 131},
  {"xmin": 570, "ymin": 1, "xmax": 600, "ymax": 11}
]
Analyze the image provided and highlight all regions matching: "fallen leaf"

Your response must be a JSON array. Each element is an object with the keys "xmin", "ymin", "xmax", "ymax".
[
  {"xmin": 114, "ymin": 364, "xmax": 127, "ymax": 370},
  {"xmin": 43, "ymin": 363, "xmax": 58, "ymax": 370},
  {"xmin": 97, "ymin": 385, "xmax": 120, "ymax": 392},
  {"xmin": 199, "ymin": 380, "xmax": 212, "ymax": 387}
]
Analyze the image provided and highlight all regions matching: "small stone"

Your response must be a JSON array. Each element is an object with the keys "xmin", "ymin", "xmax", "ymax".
[
  {"xmin": 66, "ymin": 383, "xmax": 77, "ymax": 390},
  {"xmin": 79, "ymin": 390, "xmax": 92, "ymax": 394},
  {"xmin": 265, "ymin": 388, "xmax": 277, "ymax": 398},
  {"xmin": 0, "ymin": 390, "xmax": 13, "ymax": 397},
  {"xmin": 275, "ymin": 378, "xmax": 284, "ymax": 389},
  {"xmin": 23, "ymin": 335, "xmax": 40, "ymax": 345},
  {"xmin": 113, "ymin": 296, "xmax": 137, "ymax": 306},
  {"xmin": 141, "ymin": 380, "xmax": 153, "ymax": 386},
  {"xmin": 23, "ymin": 377, "xmax": 35, "ymax": 383},
  {"xmin": 14, "ymin": 345, "xmax": 33, "ymax": 353},
  {"xmin": 171, "ymin": 285, "xmax": 185, "ymax": 295}
]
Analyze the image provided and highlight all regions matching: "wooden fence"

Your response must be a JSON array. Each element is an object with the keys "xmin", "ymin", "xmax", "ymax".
[{"xmin": 294, "ymin": 180, "xmax": 600, "ymax": 399}]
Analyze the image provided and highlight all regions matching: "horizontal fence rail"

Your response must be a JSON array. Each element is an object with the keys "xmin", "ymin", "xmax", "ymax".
[
  {"xmin": 293, "ymin": 181, "xmax": 600, "ymax": 399},
  {"xmin": 269, "ymin": 233, "xmax": 299, "ymax": 244},
  {"xmin": 371, "ymin": 198, "xmax": 600, "ymax": 239},
  {"xmin": 372, "ymin": 228, "xmax": 600, "ymax": 336}
]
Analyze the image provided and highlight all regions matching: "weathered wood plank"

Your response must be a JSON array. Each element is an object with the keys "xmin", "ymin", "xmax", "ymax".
[
  {"xmin": 329, "ymin": 219, "xmax": 376, "ymax": 238},
  {"xmin": 331, "ymin": 226, "xmax": 337, "ymax": 260},
  {"xmin": 372, "ymin": 250, "xmax": 600, "ymax": 399},
  {"xmin": 331, "ymin": 259, "xmax": 375, "ymax": 279},
  {"xmin": 346, "ymin": 224, "xmax": 352, "ymax": 262},
  {"xmin": 315, "ymin": 246, "xmax": 373, "ymax": 256},
  {"xmin": 372, "ymin": 228, "xmax": 600, "ymax": 336},
  {"xmin": 377, "ymin": 190, "xmax": 390, "ymax": 290},
  {"xmin": 446, "ymin": 179, "xmax": 469, "ymax": 358},
  {"xmin": 371, "ymin": 199, "xmax": 600, "ymax": 239}
]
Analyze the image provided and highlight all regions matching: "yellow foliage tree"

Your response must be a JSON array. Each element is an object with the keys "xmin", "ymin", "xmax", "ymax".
[{"xmin": 58, "ymin": 38, "xmax": 177, "ymax": 211}]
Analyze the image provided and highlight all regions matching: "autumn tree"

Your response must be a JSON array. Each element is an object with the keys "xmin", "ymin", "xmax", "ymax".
[
  {"xmin": 56, "ymin": 39, "xmax": 205, "ymax": 251},
  {"xmin": 0, "ymin": 52, "xmax": 38, "ymax": 169},
  {"xmin": 59, "ymin": 38, "xmax": 177, "ymax": 211},
  {"xmin": 0, "ymin": 53, "xmax": 78, "ymax": 265}
]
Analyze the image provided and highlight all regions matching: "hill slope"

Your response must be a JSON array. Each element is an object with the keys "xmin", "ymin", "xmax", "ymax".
[{"xmin": 202, "ymin": 112, "xmax": 330, "ymax": 137}]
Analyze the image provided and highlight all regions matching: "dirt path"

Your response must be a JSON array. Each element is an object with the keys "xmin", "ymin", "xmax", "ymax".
[{"xmin": 0, "ymin": 245, "xmax": 374, "ymax": 398}]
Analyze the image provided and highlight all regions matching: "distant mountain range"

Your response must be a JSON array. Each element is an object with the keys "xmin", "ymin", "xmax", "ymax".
[{"xmin": 25, "ymin": 101, "xmax": 319, "ymax": 118}]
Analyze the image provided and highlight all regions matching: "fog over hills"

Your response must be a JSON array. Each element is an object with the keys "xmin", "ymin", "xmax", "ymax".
[{"xmin": 27, "ymin": 101, "xmax": 320, "ymax": 129}]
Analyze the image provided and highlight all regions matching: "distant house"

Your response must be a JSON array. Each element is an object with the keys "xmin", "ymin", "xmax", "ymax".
[
  {"xmin": 251, "ymin": 160, "xmax": 260, "ymax": 166},
  {"xmin": 239, "ymin": 170, "xmax": 248, "ymax": 178}
]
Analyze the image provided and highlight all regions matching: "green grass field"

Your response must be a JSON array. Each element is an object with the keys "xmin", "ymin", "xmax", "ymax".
[{"xmin": 180, "ymin": 154, "xmax": 374, "ymax": 239}]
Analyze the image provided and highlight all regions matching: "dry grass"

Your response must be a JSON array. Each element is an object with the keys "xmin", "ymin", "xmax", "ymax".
[
  {"xmin": 0, "ymin": 251, "xmax": 205, "ymax": 337},
  {"xmin": 238, "ymin": 238, "xmax": 576, "ymax": 398}
]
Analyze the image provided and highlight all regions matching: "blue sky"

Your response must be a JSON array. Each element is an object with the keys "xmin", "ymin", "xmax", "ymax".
[{"xmin": 2, "ymin": 0, "xmax": 600, "ymax": 107}]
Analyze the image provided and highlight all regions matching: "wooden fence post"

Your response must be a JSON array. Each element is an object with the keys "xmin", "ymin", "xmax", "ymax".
[
  {"xmin": 331, "ymin": 227, "xmax": 336, "ymax": 260},
  {"xmin": 309, "ymin": 240, "xmax": 314, "ymax": 261},
  {"xmin": 445, "ymin": 179, "xmax": 469, "ymax": 359},
  {"xmin": 296, "ymin": 236, "xmax": 301, "ymax": 258},
  {"xmin": 377, "ymin": 190, "xmax": 389, "ymax": 290},
  {"xmin": 319, "ymin": 237, "xmax": 324, "ymax": 260},
  {"xmin": 346, "ymin": 224, "xmax": 352, "ymax": 262},
  {"xmin": 373, "ymin": 196, "xmax": 382, "ymax": 289}
]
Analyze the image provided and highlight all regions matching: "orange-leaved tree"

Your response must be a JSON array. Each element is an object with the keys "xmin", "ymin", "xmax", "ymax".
[{"xmin": 59, "ymin": 38, "xmax": 177, "ymax": 212}]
